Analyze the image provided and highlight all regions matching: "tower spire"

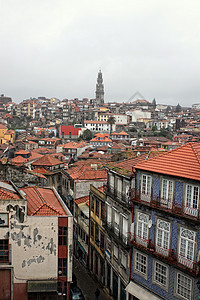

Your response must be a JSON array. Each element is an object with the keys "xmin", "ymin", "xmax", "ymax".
[{"xmin": 95, "ymin": 70, "xmax": 104, "ymax": 106}]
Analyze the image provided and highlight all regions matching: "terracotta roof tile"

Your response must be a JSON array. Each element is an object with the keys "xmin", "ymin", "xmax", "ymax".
[
  {"xmin": 66, "ymin": 165, "xmax": 107, "ymax": 180},
  {"xmin": 135, "ymin": 142, "xmax": 200, "ymax": 181},
  {"xmin": 32, "ymin": 154, "xmax": 63, "ymax": 166},
  {"xmin": 15, "ymin": 150, "xmax": 30, "ymax": 155},
  {"xmin": 21, "ymin": 186, "xmax": 66, "ymax": 216},
  {"xmin": 74, "ymin": 195, "xmax": 89, "ymax": 205},
  {"xmin": 0, "ymin": 189, "xmax": 20, "ymax": 199}
]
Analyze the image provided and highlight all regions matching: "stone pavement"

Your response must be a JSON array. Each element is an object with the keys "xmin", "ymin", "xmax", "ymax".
[{"xmin": 73, "ymin": 256, "xmax": 113, "ymax": 300}]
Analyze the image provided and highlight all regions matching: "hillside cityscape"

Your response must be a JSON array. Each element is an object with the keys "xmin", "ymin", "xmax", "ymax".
[{"xmin": 1, "ymin": 70, "xmax": 200, "ymax": 300}]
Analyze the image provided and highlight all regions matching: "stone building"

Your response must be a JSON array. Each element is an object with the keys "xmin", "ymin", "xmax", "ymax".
[{"xmin": 0, "ymin": 181, "xmax": 73, "ymax": 300}]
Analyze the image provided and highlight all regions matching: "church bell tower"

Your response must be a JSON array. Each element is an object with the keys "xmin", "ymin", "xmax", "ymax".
[{"xmin": 95, "ymin": 69, "xmax": 104, "ymax": 106}]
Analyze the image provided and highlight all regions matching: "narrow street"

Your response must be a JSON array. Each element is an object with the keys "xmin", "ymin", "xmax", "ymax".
[{"xmin": 73, "ymin": 257, "xmax": 113, "ymax": 300}]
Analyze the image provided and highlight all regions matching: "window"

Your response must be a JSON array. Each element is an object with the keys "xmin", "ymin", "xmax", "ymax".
[
  {"xmin": 114, "ymin": 211, "xmax": 120, "ymax": 236},
  {"xmin": 96, "ymin": 200, "xmax": 99, "ymax": 217},
  {"xmin": 176, "ymin": 272, "xmax": 192, "ymax": 300},
  {"xmin": 113, "ymin": 245, "xmax": 119, "ymax": 260},
  {"xmin": 109, "ymin": 174, "xmax": 114, "ymax": 188},
  {"xmin": 156, "ymin": 219, "xmax": 170, "ymax": 256},
  {"xmin": 122, "ymin": 217, "xmax": 128, "ymax": 244},
  {"xmin": 100, "ymin": 231, "xmax": 104, "ymax": 251},
  {"xmin": 0, "ymin": 239, "xmax": 9, "ymax": 262},
  {"xmin": 58, "ymin": 258, "xmax": 67, "ymax": 276},
  {"xmin": 153, "ymin": 261, "xmax": 168, "ymax": 288},
  {"xmin": 121, "ymin": 251, "xmax": 127, "ymax": 269},
  {"xmin": 95, "ymin": 226, "xmax": 99, "ymax": 244},
  {"xmin": 136, "ymin": 212, "xmax": 149, "ymax": 247},
  {"xmin": 91, "ymin": 197, "xmax": 94, "ymax": 211},
  {"xmin": 106, "ymin": 238, "xmax": 111, "ymax": 255},
  {"xmin": 179, "ymin": 228, "xmax": 195, "ymax": 259},
  {"xmin": 90, "ymin": 221, "xmax": 94, "ymax": 239},
  {"xmin": 141, "ymin": 175, "xmax": 151, "ymax": 202},
  {"xmin": 106, "ymin": 204, "xmax": 112, "ymax": 226},
  {"xmin": 161, "ymin": 179, "xmax": 173, "ymax": 202},
  {"xmin": 135, "ymin": 251, "xmax": 147, "ymax": 277},
  {"xmin": 184, "ymin": 184, "xmax": 199, "ymax": 217},
  {"xmin": 58, "ymin": 227, "xmax": 67, "ymax": 245},
  {"xmin": 57, "ymin": 282, "xmax": 67, "ymax": 298}
]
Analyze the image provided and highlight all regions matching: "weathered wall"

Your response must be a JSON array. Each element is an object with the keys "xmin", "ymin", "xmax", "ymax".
[
  {"xmin": 75, "ymin": 180, "xmax": 107, "ymax": 199},
  {"xmin": 0, "ymin": 199, "xmax": 58, "ymax": 284}
]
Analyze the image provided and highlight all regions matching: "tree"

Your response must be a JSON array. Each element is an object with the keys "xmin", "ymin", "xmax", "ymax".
[
  {"xmin": 78, "ymin": 129, "xmax": 93, "ymax": 141},
  {"xmin": 107, "ymin": 116, "xmax": 116, "ymax": 134},
  {"xmin": 82, "ymin": 129, "xmax": 92, "ymax": 141},
  {"xmin": 152, "ymin": 125, "xmax": 157, "ymax": 132}
]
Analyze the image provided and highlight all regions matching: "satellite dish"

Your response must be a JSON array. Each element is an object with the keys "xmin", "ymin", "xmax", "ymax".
[
  {"xmin": 148, "ymin": 219, "xmax": 152, "ymax": 228},
  {"xmin": 1, "ymin": 157, "xmax": 7, "ymax": 165}
]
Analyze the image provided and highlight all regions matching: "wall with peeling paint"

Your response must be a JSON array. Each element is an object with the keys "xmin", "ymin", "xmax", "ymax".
[{"xmin": 0, "ymin": 199, "xmax": 58, "ymax": 284}]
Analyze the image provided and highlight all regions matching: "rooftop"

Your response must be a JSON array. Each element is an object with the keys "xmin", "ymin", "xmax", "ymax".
[
  {"xmin": 135, "ymin": 142, "xmax": 200, "ymax": 181},
  {"xmin": 21, "ymin": 186, "xmax": 66, "ymax": 216}
]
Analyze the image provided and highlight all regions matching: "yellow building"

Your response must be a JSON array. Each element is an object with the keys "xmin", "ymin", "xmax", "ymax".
[{"xmin": 0, "ymin": 124, "xmax": 15, "ymax": 144}]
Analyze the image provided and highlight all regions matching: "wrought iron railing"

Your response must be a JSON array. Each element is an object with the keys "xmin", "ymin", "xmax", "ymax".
[
  {"xmin": 105, "ymin": 222, "xmax": 129, "ymax": 247},
  {"xmin": 130, "ymin": 188, "xmax": 200, "ymax": 221},
  {"xmin": 107, "ymin": 186, "xmax": 132, "ymax": 207},
  {"xmin": 129, "ymin": 233, "xmax": 199, "ymax": 275}
]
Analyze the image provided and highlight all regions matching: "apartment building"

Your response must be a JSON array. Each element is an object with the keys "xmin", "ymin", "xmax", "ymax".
[
  {"xmin": 0, "ymin": 181, "xmax": 73, "ymax": 300},
  {"xmin": 127, "ymin": 142, "xmax": 200, "ymax": 300}
]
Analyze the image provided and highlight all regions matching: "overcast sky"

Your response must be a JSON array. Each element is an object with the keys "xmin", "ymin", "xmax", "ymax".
[{"xmin": 0, "ymin": 0, "xmax": 200, "ymax": 106}]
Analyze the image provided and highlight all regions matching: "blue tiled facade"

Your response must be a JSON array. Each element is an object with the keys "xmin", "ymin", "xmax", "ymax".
[
  {"xmin": 174, "ymin": 181, "xmax": 183, "ymax": 207},
  {"xmin": 131, "ymin": 171, "xmax": 200, "ymax": 300}
]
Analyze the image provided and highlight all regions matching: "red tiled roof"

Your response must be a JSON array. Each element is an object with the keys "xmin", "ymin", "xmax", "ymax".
[
  {"xmin": 26, "ymin": 151, "xmax": 43, "ymax": 162},
  {"xmin": 74, "ymin": 195, "xmax": 89, "ymax": 205},
  {"xmin": 91, "ymin": 136, "xmax": 112, "ymax": 143},
  {"xmin": 21, "ymin": 186, "xmax": 66, "ymax": 216},
  {"xmin": 108, "ymin": 151, "xmax": 163, "ymax": 176},
  {"xmin": 111, "ymin": 131, "xmax": 129, "ymax": 136},
  {"xmin": 0, "ymin": 189, "xmax": 20, "ymax": 199},
  {"xmin": 62, "ymin": 141, "xmax": 88, "ymax": 149},
  {"xmin": 15, "ymin": 150, "xmax": 30, "ymax": 155},
  {"xmin": 135, "ymin": 142, "xmax": 200, "ymax": 181},
  {"xmin": 66, "ymin": 165, "xmax": 107, "ymax": 180},
  {"xmin": 32, "ymin": 154, "xmax": 63, "ymax": 166},
  {"xmin": 10, "ymin": 155, "xmax": 25, "ymax": 165}
]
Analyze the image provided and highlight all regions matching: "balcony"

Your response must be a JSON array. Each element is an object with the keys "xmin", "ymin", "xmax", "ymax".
[
  {"xmin": 130, "ymin": 233, "xmax": 199, "ymax": 275},
  {"xmin": 107, "ymin": 186, "xmax": 132, "ymax": 208},
  {"xmin": 131, "ymin": 188, "xmax": 200, "ymax": 221},
  {"xmin": 105, "ymin": 222, "xmax": 130, "ymax": 249}
]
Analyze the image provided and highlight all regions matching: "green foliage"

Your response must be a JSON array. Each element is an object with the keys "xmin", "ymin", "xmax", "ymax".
[
  {"xmin": 152, "ymin": 125, "xmax": 157, "ymax": 132},
  {"xmin": 78, "ymin": 129, "xmax": 93, "ymax": 141}
]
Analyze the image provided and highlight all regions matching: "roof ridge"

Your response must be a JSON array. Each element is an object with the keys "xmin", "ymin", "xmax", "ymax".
[
  {"xmin": 33, "ymin": 186, "xmax": 46, "ymax": 204},
  {"xmin": 135, "ymin": 143, "xmax": 188, "ymax": 166},
  {"xmin": 190, "ymin": 142, "xmax": 200, "ymax": 165}
]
